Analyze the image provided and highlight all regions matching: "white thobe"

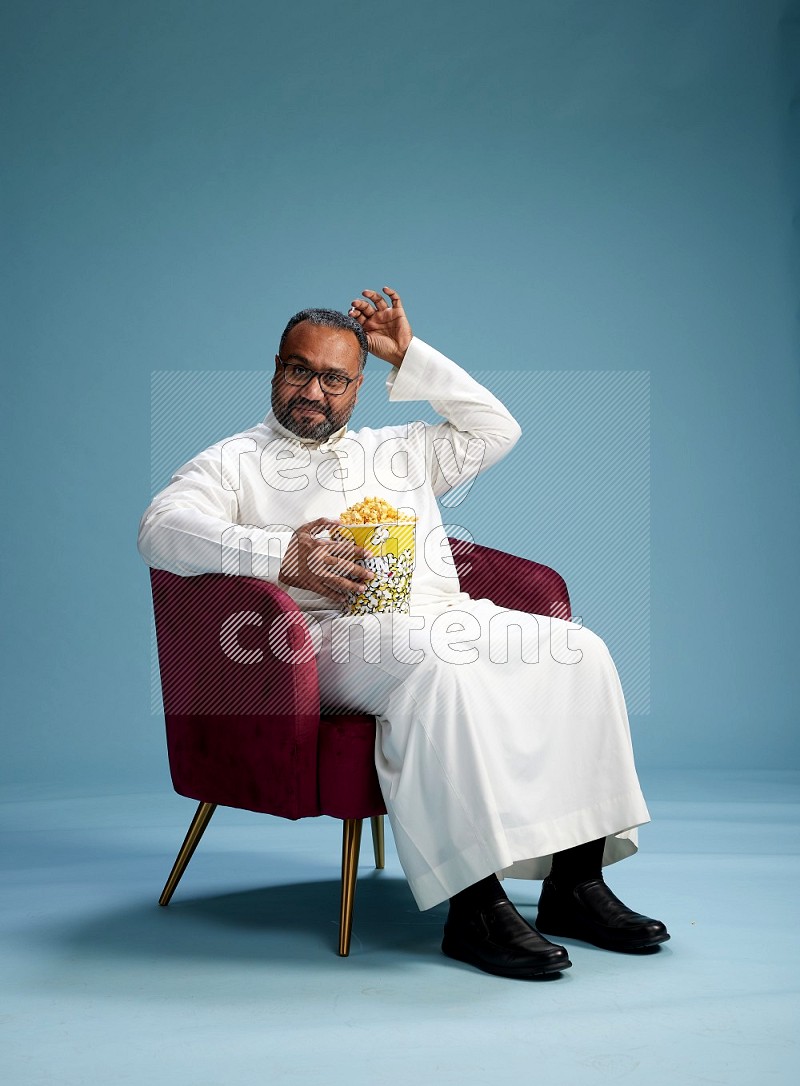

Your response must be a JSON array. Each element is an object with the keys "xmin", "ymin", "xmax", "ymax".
[{"xmin": 138, "ymin": 337, "xmax": 650, "ymax": 910}]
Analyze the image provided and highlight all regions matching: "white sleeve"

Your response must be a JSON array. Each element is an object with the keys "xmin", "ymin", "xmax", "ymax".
[
  {"xmin": 137, "ymin": 449, "xmax": 295, "ymax": 580},
  {"xmin": 384, "ymin": 337, "xmax": 522, "ymax": 498}
]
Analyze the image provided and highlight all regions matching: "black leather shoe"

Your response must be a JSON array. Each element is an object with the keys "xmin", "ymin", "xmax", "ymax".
[
  {"xmin": 442, "ymin": 898, "xmax": 572, "ymax": 978},
  {"xmin": 536, "ymin": 876, "xmax": 670, "ymax": 952}
]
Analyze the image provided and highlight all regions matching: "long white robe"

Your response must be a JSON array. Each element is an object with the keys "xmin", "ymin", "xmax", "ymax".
[{"xmin": 138, "ymin": 337, "xmax": 650, "ymax": 910}]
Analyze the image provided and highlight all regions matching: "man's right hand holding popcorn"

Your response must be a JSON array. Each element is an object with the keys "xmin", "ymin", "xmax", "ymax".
[{"xmin": 278, "ymin": 517, "xmax": 375, "ymax": 602}]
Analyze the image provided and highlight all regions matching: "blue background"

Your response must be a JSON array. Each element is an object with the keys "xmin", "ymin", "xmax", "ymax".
[{"xmin": 3, "ymin": 0, "xmax": 798, "ymax": 788}]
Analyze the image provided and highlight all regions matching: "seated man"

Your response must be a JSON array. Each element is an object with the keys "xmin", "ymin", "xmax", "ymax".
[{"xmin": 138, "ymin": 285, "xmax": 669, "ymax": 979}]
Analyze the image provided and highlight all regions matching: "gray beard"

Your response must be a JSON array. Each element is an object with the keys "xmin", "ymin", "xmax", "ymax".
[{"xmin": 272, "ymin": 396, "xmax": 348, "ymax": 442}]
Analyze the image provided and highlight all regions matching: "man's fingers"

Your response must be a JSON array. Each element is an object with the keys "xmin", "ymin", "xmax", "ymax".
[
  {"xmin": 328, "ymin": 553, "xmax": 374, "ymax": 585},
  {"xmin": 300, "ymin": 517, "xmax": 342, "ymax": 535},
  {"xmin": 307, "ymin": 547, "xmax": 347, "ymax": 572},
  {"xmin": 310, "ymin": 568, "xmax": 371, "ymax": 599},
  {"xmin": 361, "ymin": 289, "xmax": 388, "ymax": 311},
  {"xmin": 349, "ymin": 298, "xmax": 376, "ymax": 325},
  {"xmin": 325, "ymin": 545, "xmax": 370, "ymax": 563},
  {"xmin": 323, "ymin": 539, "xmax": 374, "ymax": 560},
  {"xmin": 308, "ymin": 548, "xmax": 373, "ymax": 582},
  {"xmin": 350, "ymin": 288, "xmax": 403, "ymax": 321},
  {"xmin": 307, "ymin": 549, "xmax": 334, "ymax": 575},
  {"xmin": 325, "ymin": 553, "xmax": 374, "ymax": 584},
  {"xmin": 329, "ymin": 571, "xmax": 370, "ymax": 595},
  {"xmin": 323, "ymin": 541, "xmax": 353, "ymax": 559}
]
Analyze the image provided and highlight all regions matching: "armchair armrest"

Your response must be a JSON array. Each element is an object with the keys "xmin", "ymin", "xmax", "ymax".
[
  {"xmin": 150, "ymin": 570, "xmax": 322, "ymax": 818},
  {"xmin": 447, "ymin": 538, "xmax": 572, "ymax": 620}
]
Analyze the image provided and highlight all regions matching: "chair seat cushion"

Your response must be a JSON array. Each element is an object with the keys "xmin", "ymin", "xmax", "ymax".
[
  {"xmin": 166, "ymin": 712, "xmax": 320, "ymax": 819},
  {"xmin": 318, "ymin": 713, "xmax": 386, "ymax": 819}
]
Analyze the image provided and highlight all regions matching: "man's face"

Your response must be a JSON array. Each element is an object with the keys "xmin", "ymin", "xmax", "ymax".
[{"xmin": 271, "ymin": 322, "xmax": 364, "ymax": 441}]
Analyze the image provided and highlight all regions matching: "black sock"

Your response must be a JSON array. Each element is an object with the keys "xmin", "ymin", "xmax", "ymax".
[
  {"xmin": 549, "ymin": 837, "xmax": 605, "ymax": 889},
  {"xmin": 449, "ymin": 874, "xmax": 508, "ymax": 914}
]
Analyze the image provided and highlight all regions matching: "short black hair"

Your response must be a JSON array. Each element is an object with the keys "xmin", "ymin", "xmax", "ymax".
[{"xmin": 279, "ymin": 308, "xmax": 368, "ymax": 372}]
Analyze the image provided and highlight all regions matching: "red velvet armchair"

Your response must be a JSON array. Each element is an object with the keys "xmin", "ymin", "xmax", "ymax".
[{"xmin": 150, "ymin": 539, "xmax": 571, "ymax": 955}]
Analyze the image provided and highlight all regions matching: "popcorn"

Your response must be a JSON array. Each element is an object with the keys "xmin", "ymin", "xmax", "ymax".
[{"xmin": 338, "ymin": 497, "xmax": 418, "ymax": 526}]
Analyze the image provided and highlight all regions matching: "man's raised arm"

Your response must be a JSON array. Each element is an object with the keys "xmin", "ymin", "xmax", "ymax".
[{"xmin": 349, "ymin": 286, "xmax": 522, "ymax": 498}]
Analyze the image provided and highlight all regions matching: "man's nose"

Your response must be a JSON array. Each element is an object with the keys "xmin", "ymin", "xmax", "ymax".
[{"xmin": 302, "ymin": 374, "xmax": 327, "ymax": 400}]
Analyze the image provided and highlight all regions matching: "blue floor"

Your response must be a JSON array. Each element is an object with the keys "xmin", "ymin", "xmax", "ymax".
[{"xmin": 2, "ymin": 770, "xmax": 798, "ymax": 1085}]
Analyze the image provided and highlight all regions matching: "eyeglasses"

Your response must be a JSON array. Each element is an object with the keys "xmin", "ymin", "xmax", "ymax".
[{"xmin": 276, "ymin": 357, "xmax": 358, "ymax": 397}]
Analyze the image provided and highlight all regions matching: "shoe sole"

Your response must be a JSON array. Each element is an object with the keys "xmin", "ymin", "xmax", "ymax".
[
  {"xmin": 536, "ymin": 919, "xmax": 671, "ymax": 952},
  {"xmin": 441, "ymin": 938, "xmax": 572, "ymax": 979}
]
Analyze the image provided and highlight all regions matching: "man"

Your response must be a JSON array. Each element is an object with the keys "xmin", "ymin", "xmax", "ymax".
[{"xmin": 139, "ymin": 285, "xmax": 669, "ymax": 979}]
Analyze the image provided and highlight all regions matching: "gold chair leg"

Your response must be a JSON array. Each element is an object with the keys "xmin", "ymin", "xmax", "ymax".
[
  {"xmin": 370, "ymin": 815, "xmax": 385, "ymax": 870},
  {"xmin": 159, "ymin": 801, "xmax": 217, "ymax": 906},
  {"xmin": 338, "ymin": 818, "xmax": 363, "ymax": 956}
]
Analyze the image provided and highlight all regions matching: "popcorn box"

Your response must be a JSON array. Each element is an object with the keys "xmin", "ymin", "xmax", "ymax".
[{"xmin": 333, "ymin": 521, "xmax": 416, "ymax": 615}]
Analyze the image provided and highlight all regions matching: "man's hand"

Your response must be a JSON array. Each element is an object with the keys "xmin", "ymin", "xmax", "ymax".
[
  {"xmin": 278, "ymin": 517, "xmax": 375, "ymax": 603},
  {"xmin": 349, "ymin": 286, "xmax": 413, "ymax": 368}
]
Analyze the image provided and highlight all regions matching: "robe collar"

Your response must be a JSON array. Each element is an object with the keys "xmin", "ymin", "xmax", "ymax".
[{"xmin": 262, "ymin": 409, "xmax": 349, "ymax": 451}]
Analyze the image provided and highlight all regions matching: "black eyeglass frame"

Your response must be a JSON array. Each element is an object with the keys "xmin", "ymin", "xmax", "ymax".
[{"xmin": 275, "ymin": 356, "xmax": 359, "ymax": 397}]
